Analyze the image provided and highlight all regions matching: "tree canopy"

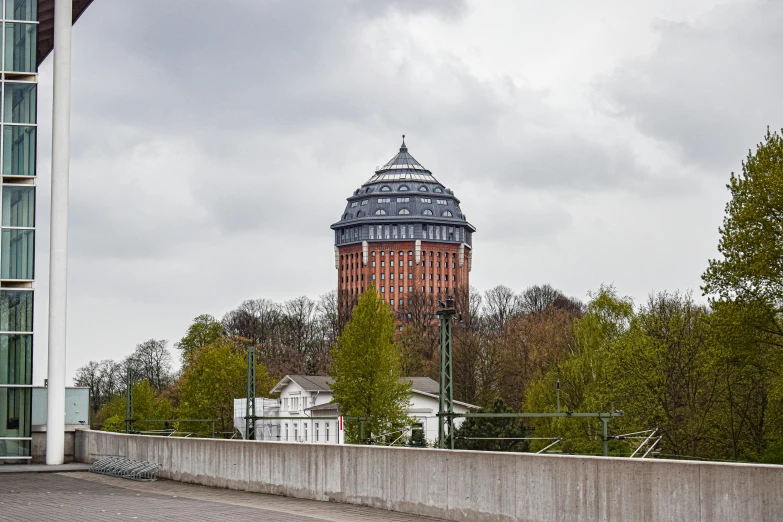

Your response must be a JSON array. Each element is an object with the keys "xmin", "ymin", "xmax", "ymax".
[{"xmin": 330, "ymin": 286, "xmax": 411, "ymax": 443}]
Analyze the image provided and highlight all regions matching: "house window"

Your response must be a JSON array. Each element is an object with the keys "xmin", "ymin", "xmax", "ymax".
[
  {"xmin": 381, "ymin": 273, "xmax": 385, "ymax": 280},
  {"xmin": 371, "ymin": 274, "xmax": 376, "ymax": 280},
  {"xmin": 315, "ymin": 423, "xmax": 320, "ymax": 442},
  {"xmin": 285, "ymin": 423, "xmax": 289, "ymax": 441},
  {"xmin": 375, "ymin": 209, "xmax": 387, "ymax": 215},
  {"xmin": 408, "ymin": 286, "xmax": 413, "ymax": 292},
  {"xmin": 399, "ymin": 286, "xmax": 403, "ymax": 293},
  {"xmin": 390, "ymin": 299, "xmax": 395, "ymax": 306},
  {"xmin": 390, "ymin": 273, "xmax": 395, "ymax": 280},
  {"xmin": 294, "ymin": 423, "xmax": 299, "ymax": 441},
  {"xmin": 369, "ymin": 227, "xmax": 375, "ymax": 239},
  {"xmin": 381, "ymin": 261, "xmax": 385, "ymax": 267},
  {"xmin": 361, "ymin": 199, "xmax": 368, "ymax": 205},
  {"xmin": 304, "ymin": 423, "xmax": 308, "ymax": 442},
  {"xmin": 408, "ymin": 273, "xmax": 413, "ymax": 280},
  {"xmin": 372, "ymin": 261, "xmax": 376, "ymax": 267},
  {"xmin": 326, "ymin": 423, "xmax": 330, "ymax": 442},
  {"xmin": 397, "ymin": 197, "xmax": 409, "ymax": 203},
  {"xmin": 381, "ymin": 286, "xmax": 385, "ymax": 293},
  {"xmin": 351, "ymin": 201, "xmax": 358, "ymax": 207},
  {"xmin": 421, "ymin": 198, "xmax": 432, "ymax": 203}
]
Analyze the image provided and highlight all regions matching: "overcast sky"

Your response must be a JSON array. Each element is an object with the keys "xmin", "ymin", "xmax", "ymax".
[{"xmin": 31, "ymin": 0, "xmax": 783, "ymax": 383}]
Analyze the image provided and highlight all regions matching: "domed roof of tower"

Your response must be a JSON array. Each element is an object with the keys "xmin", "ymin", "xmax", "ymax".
[{"xmin": 364, "ymin": 136, "xmax": 440, "ymax": 185}]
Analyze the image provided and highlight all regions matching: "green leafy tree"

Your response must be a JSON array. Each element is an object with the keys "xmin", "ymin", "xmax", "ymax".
[
  {"xmin": 176, "ymin": 314, "xmax": 224, "ymax": 364},
  {"xmin": 454, "ymin": 399, "xmax": 528, "ymax": 452},
  {"xmin": 524, "ymin": 286, "xmax": 633, "ymax": 455},
  {"xmin": 331, "ymin": 286, "xmax": 411, "ymax": 443},
  {"xmin": 177, "ymin": 337, "xmax": 274, "ymax": 436},
  {"xmin": 97, "ymin": 379, "xmax": 173, "ymax": 433},
  {"xmin": 703, "ymin": 128, "xmax": 783, "ymax": 344}
]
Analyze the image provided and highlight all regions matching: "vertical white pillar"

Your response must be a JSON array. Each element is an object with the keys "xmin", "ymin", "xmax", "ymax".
[{"xmin": 46, "ymin": 0, "xmax": 73, "ymax": 465}]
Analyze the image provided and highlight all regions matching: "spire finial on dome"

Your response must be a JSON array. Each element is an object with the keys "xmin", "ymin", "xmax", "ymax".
[{"xmin": 400, "ymin": 134, "xmax": 407, "ymax": 152}]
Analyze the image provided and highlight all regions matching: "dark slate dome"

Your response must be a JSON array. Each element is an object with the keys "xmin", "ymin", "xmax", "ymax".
[{"xmin": 331, "ymin": 137, "xmax": 475, "ymax": 247}]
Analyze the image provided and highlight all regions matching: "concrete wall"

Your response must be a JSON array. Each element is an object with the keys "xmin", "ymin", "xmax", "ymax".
[{"xmin": 75, "ymin": 430, "xmax": 783, "ymax": 522}]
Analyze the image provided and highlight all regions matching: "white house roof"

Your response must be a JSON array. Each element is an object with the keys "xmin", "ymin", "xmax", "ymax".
[{"xmin": 271, "ymin": 375, "xmax": 479, "ymax": 409}]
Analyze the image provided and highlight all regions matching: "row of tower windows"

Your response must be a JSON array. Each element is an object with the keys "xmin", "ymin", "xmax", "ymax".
[
  {"xmin": 343, "ymin": 286, "xmax": 457, "ymax": 298},
  {"xmin": 351, "ymin": 197, "xmax": 451, "ymax": 207},
  {"xmin": 369, "ymin": 209, "xmax": 452, "ymax": 217},
  {"xmin": 340, "ymin": 251, "xmax": 458, "ymax": 262},
  {"xmin": 338, "ymin": 225, "xmax": 467, "ymax": 244},
  {"xmin": 342, "ymin": 273, "xmax": 458, "ymax": 283}
]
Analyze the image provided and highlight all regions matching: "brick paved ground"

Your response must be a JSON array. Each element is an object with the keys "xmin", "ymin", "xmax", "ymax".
[{"xmin": 0, "ymin": 472, "xmax": 445, "ymax": 521}]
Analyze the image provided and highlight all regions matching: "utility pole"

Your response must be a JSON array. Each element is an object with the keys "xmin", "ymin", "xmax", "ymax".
[
  {"xmin": 125, "ymin": 367, "xmax": 134, "ymax": 434},
  {"xmin": 437, "ymin": 297, "xmax": 456, "ymax": 449},
  {"xmin": 246, "ymin": 345, "xmax": 256, "ymax": 440}
]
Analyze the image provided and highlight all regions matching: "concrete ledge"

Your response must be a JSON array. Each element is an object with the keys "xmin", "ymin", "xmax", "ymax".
[{"xmin": 75, "ymin": 430, "xmax": 783, "ymax": 522}]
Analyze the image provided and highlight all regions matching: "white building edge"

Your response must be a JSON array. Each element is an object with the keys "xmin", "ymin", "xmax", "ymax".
[{"xmin": 233, "ymin": 375, "xmax": 478, "ymax": 444}]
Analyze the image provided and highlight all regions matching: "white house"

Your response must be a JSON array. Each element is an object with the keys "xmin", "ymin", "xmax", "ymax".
[{"xmin": 252, "ymin": 375, "xmax": 477, "ymax": 445}]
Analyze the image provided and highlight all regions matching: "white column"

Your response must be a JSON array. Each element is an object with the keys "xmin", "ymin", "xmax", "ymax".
[{"xmin": 46, "ymin": 0, "xmax": 73, "ymax": 465}]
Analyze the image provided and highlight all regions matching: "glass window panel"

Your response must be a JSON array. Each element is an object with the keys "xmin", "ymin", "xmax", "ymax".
[
  {"xmin": 2, "ymin": 185, "xmax": 34, "ymax": 227},
  {"xmin": 1, "ymin": 229, "xmax": 34, "ymax": 279},
  {"xmin": 2, "ymin": 125, "xmax": 36, "ymax": 176},
  {"xmin": 3, "ymin": 82, "xmax": 36, "ymax": 123},
  {"xmin": 0, "ymin": 385, "xmax": 30, "ymax": 450},
  {"xmin": 5, "ymin": 0, "xmax": 37, "ymax": 21},
  {"xmin": 0, "ymin": 334, "xmax": 31, "ymax": 384},
  {"xmin": 4, "ymin": 22, "xmax": 37, "ymax": 73},
  {"xmin": 0, "ymin": 291, "xmax": 31, "ymax": 331}
]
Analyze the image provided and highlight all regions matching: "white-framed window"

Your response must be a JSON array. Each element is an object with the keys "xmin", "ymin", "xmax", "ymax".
[
  {"xmin": 436, "ymin": 199, "xmax": 447, "ymax": 205},
  {"xmin": 285, "ymin": 423, "xmax": 289, "ymax": 441},
  {"xmin": 326, "ymin": 423, "xmax": 330, "ymax": 442},
  {"xmin": 294, "ymin": 423, "xmax": 298, "ymax": 441},
  {"xmin": 397, "ymin": 197, "xmax": 409, "ymax": 203},
  {"xmin": 421, "ymin": 197, "xmax": 432, "ymax": 203},
  {"xmin": 378, "ymin": 197, "xmax": 391, "ymax": 203},
  {"xmin": 315, "ymin": 423, "xmax": 320, "ymax": 442},
  {"xmin": 304, "ymin": 423, "xmax": 308, "ymax": 442}
]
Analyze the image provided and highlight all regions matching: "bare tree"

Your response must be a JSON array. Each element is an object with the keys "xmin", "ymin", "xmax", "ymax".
[
  {"xmin": 483, "ymin": 285, "xmax": 522, "ymax": 332},
  {"xmin": 126, "ymin": 339, "xmax": 173, "ymax": 391}
]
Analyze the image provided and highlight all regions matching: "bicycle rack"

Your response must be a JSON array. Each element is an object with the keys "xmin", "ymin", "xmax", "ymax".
[{"xmin": 89, "ymin": 456, "xmax": 161, "ymax": 482}]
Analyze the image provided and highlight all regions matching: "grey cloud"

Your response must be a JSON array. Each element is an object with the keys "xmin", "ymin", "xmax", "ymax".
[{"xmin": 600, "ymin": 2, "xmax": 783, "ymax": 171}]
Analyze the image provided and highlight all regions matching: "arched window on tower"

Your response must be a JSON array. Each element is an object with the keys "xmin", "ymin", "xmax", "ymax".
[
  {"xmin": 357, "ymin": 210, "xmax": 364, "ymax": 217},
  {"xmin": 398, "ymin": 209, "xmax": 410, "ymax": 215},
  {"xmin": 422, "ymin": 209, "xmax": 433, "ymax": 216},
  {"xmin": 442, "ymin": 210, "xmax": 452, "ymax": 217},
  {"xmin": 381, "ymin": 185, "xmax": 392, "ymax": 192},
  {"xmin": 399, "ymin": 185, "xmax": 409, "ymax": 191},
  {"xmin": 343, "ymin": 213, "xmax": 350, "ymax": 220},
  {"xmin": 375, "ymin": 209, "xmax": 387, "ymax": 215},
  {"xmin": 419, "ymin": 186, "xmax": 428, "ymax": 192},
  {"xmin": 434, "ymin": 187, "xmax": 443, "ymax": 193}
]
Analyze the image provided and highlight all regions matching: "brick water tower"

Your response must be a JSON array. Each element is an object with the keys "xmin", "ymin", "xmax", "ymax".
[{"xmin": 331, "ymin": 137, "xmax": 475, "ymax": 312}]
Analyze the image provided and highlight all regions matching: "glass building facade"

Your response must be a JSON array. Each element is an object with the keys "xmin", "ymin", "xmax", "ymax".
[{"xmin": 0, "ymin": 0, "xmax": 36, "ymax": 460}]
